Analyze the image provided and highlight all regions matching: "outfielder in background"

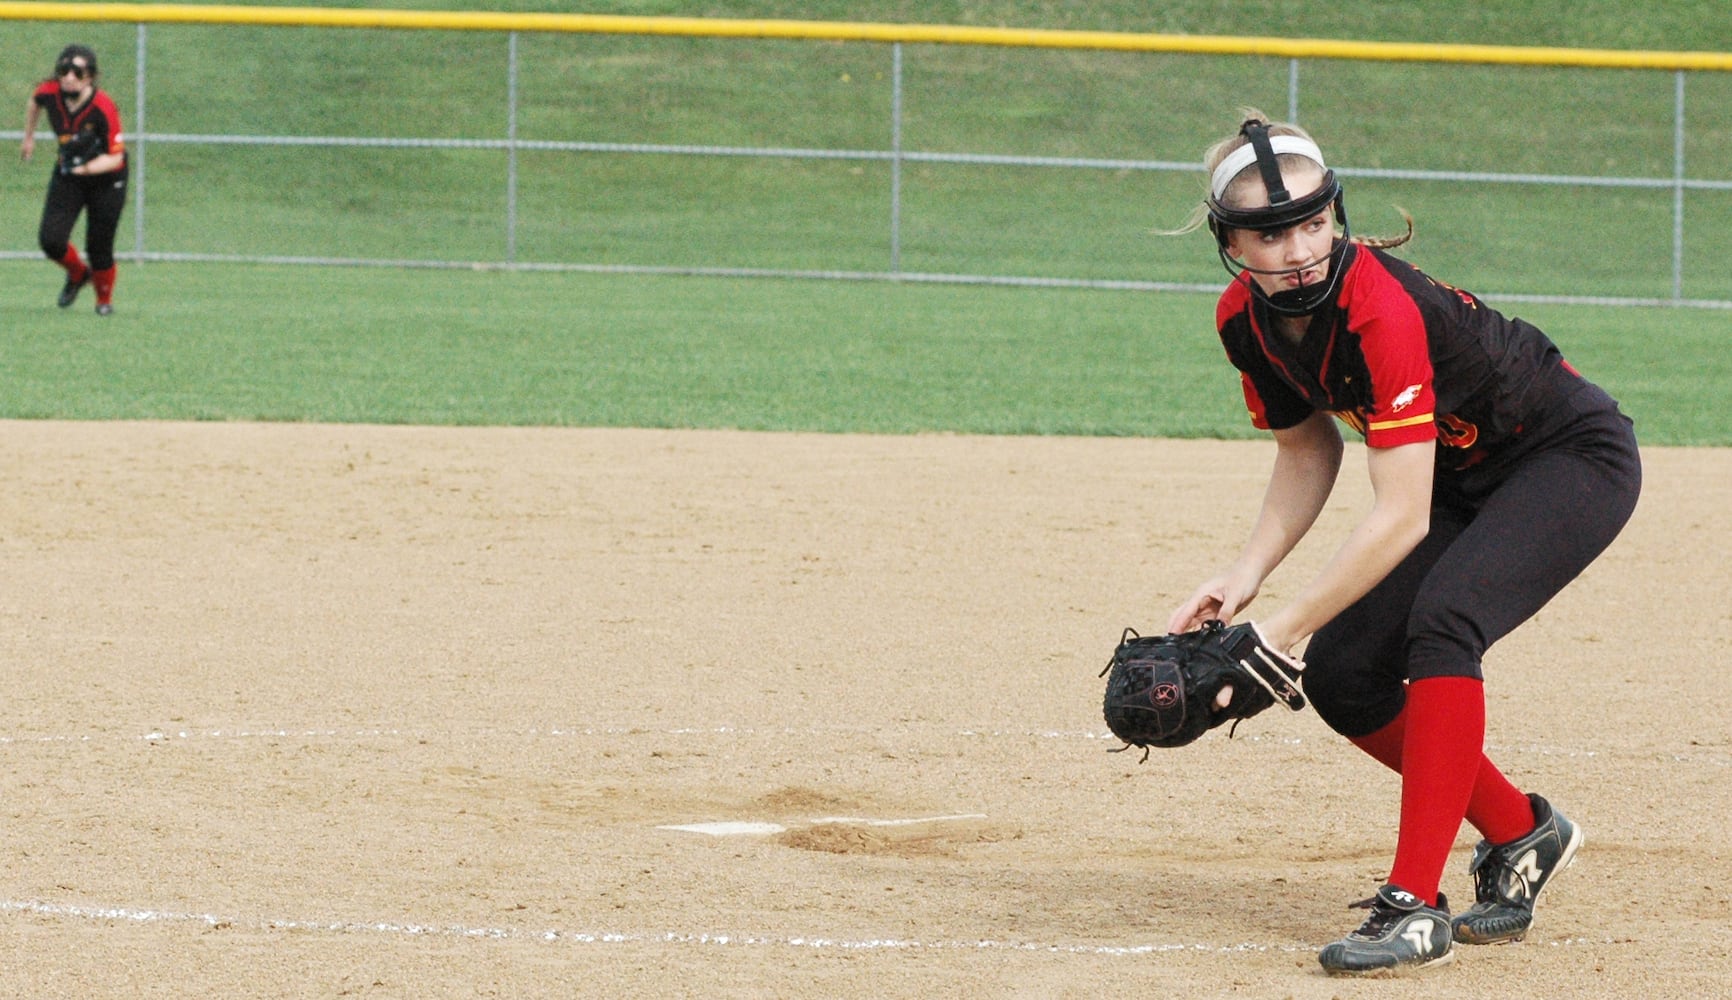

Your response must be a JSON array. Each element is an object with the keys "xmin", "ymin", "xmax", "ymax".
[
  {"xmin": 1163, "ymin": 110, "xmax": 1641, "ymax": 974},
  {"xmin": 21, "ymin": 44, "xmax": 129, "ymax": 316}
]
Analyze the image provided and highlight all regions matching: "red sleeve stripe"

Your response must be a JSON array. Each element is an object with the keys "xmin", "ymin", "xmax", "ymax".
[{"xmin": 1369, "ymin": 413, "xmax": 1435, "ymax": 432}]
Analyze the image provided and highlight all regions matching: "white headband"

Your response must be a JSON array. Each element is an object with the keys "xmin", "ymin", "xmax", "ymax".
[{"xmin": 1209, "ymin": 135, "xmax": 1328, "ymax": 201}]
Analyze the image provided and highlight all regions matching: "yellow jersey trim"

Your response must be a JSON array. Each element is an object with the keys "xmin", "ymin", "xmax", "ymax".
[{"xmin": 1369, "ymin": 413, "xmax": 1436, "ymax": 432}]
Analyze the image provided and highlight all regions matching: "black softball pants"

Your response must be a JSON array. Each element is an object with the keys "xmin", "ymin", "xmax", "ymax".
[
  {"xmin": 1301, "ymin": 387, "xmax": 1642, "ymax": 739},
  {"xmin": 39, "ymin": 167, "xmax": 128, "ymax": 271}
]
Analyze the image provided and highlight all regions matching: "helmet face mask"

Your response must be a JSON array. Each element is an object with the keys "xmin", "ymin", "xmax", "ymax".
[{"xmin": 1206, "ymin": 121, "xmax": 1352, "ymax": 317}]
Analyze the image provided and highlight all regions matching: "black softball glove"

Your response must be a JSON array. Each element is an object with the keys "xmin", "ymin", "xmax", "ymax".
[
  {"xmin": 1099, "ymin": 619, "xmax": 1306, "ymax": 757},
  {"xmin": 57, "ymin": 130, "xmax": 104, "ymax": 176}
]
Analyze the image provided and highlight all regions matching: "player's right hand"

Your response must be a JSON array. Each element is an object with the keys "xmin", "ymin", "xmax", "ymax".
[{"xmin": 1167, "ymin": 567, "xmax": 1262, "ymax": 635}]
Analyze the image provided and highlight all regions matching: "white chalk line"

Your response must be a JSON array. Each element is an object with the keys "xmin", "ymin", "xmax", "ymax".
[
  {"xmin": 0, "ymin": 725, "xmax": 1721, "ymax": 765},
  {"xmin": 0, "ymin": 899, "xmax": 1622, "ymax": 955}
]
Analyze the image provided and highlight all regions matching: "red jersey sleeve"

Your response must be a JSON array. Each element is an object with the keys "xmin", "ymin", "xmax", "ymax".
[
  {"xmin": 1346, "ymin": 266, "xmax": 1438, "ymax": 449},
  {"xmin": 93, "ymin": 92, "xmax": 126, "ymax": 155}
]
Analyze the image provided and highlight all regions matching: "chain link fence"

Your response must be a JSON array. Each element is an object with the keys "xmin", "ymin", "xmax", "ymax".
[{"xmin": 4, "ymin": 5, "xmax": 1731, "ymax": 308}]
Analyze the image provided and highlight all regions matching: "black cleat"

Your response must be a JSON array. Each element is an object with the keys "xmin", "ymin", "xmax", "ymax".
[
  {"xmin": 1452, "ymin": 793, "xmax": 1582, "ymax": 944},
  {"xmin": 95, "ymin": 302, "xmax": 113, "ymax": 316},
  {"xmin": 58, "ymin": 271, "xmax": 91, "ymax": 308},
  {"xmin": 1319, "ymin": 884, "xmax": 1455, "ymax": 976}
]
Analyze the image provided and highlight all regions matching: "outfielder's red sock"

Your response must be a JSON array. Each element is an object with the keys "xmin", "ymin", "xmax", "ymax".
[
  {"xmin": 1349, "ymin": 694, "xmax": 1536, "ymax": 847},
  {"xmin": 58, "ymin": 245, "xmax": 89, "ymax": 283},
  {"xmin": 92, "ymin": 266, "xmax": 117, "ymax": 305},
  {"xmin": 1385, "ymin": 676, "xmax": 1485, "ymax": 907}
]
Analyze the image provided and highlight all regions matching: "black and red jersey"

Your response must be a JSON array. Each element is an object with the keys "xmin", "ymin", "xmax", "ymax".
[
  {"xmin": 1216, "ymin": 243, "xmax": 1587, "ymax": 475},
  {"xmin": 33, "ymin": 80, "xmax": 127, "ymax": 166}
]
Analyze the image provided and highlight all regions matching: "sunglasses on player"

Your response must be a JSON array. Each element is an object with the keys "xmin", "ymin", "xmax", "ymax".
[{"xmin": 56, "ymin": 61, "xmax": 91, "ymax": 80}]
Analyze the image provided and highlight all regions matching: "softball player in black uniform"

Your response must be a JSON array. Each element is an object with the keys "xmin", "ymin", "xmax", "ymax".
[
  {"xmin": 21, "ymin": 44, "xmax": 129, "ymax": 316},
  {"xmin": 1166, "ymin": 113, "xmax": 1640, "ymax": 974}
]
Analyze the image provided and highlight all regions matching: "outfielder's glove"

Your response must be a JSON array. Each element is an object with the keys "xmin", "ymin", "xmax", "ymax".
[
  {"xmin": 57, "ymin": 130, "xmax": 102, "ymax": 177},
  {"xmin": 1099, "ymin": 619, "xmax": 1306, "ymax": 757}
]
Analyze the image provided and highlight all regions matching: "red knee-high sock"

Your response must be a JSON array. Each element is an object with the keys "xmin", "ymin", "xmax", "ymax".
[
  {"xmin": 1467, "ymin": 753, "xmax": 1535, "ymax": 845},
  {"xmin": 58, "ymin": 245, "xmax": 88, "ymax": 282},
  {"xmin": 1348, "ymin": 714, "xmax": 1406, "ymax": 772},
  {"xmin": 1349, "ymin": 693, "xmax": 1537, "ymax": 848},
  {"xmin": 92, "ymin": 266, "xmax": 117, "ymax": 305},
  {"xmin": 1386, "ymin": 676, "xmax": 1485, "ymax": 906}
]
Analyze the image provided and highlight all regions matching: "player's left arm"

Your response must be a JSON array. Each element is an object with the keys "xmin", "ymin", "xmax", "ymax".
[
  {"xmin": 70, "ymin": 150, "xmax": 124, "ymax": 176},
  {"xmin": 1253, "ymin": 438, "xmax": 1434, "ymax": 653}
]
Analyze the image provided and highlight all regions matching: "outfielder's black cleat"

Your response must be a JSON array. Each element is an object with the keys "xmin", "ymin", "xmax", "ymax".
[
  {"xmin": 1318, "ymin": 884, "xmax": 1454, "ymax": 976},
  {"xmin": 58, "ymin": 271, "xmax": 90, "ymax": 308},
  {"xmin": 1452, "ymin": 793, "xmax": 1582, "ymax": 945},
  {"xmin": 95, "ymin": 303, "xmax": 113, "ymax": 316}
]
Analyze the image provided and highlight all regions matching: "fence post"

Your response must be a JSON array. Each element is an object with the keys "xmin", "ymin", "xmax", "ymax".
[
  {"xmin": 507, "ymin": 30, "xmax": 520, "ymax": 265},
  {"xmin": 890, "ymin": 41, "xmax": 903, "ymax": 277},
  {"xmin": 1288, "ymin": 58, "xmax": 1299, "ymax": 123},
  {"xmin": 134, "ymin": 23, "xmax": 146, "ymax": 261},
  {"xmin": 1672, "ymin": 69, "xmax": 1685, "ymax": 303}
]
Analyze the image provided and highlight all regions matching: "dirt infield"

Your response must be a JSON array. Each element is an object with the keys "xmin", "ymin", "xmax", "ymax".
[{"xmin": 2, "ymin": 421, "xmax": 1727, "ymax": 998}]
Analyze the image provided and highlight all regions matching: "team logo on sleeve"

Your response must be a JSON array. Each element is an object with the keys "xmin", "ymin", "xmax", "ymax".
[{"xmin": 1392, "ymin": 383, "xmax": 1425, "ymax": 413}]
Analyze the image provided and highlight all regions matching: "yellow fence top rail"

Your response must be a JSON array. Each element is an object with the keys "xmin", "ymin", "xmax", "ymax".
[{"xmin": 4, "ymin": 2, "xmax": 1731, "ymax": 72}]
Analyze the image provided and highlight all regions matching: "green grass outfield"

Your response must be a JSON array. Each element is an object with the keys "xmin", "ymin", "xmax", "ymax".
[
  {"xmin": 3, "ymin": 260, "xmax": 1726, "ymax": 445},
  {"xmin": 6, "ymin": 4, "xmax": 1731, "ymax": 299},
  {"xmin": 2, "ymin": 1, "xmax": 1728, "ymax": 443}
]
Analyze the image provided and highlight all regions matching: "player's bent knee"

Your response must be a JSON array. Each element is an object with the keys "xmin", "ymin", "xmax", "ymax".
[{"xmin": 1302, "ymin": 661, "xmax": 1406, "ymax": 739}]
